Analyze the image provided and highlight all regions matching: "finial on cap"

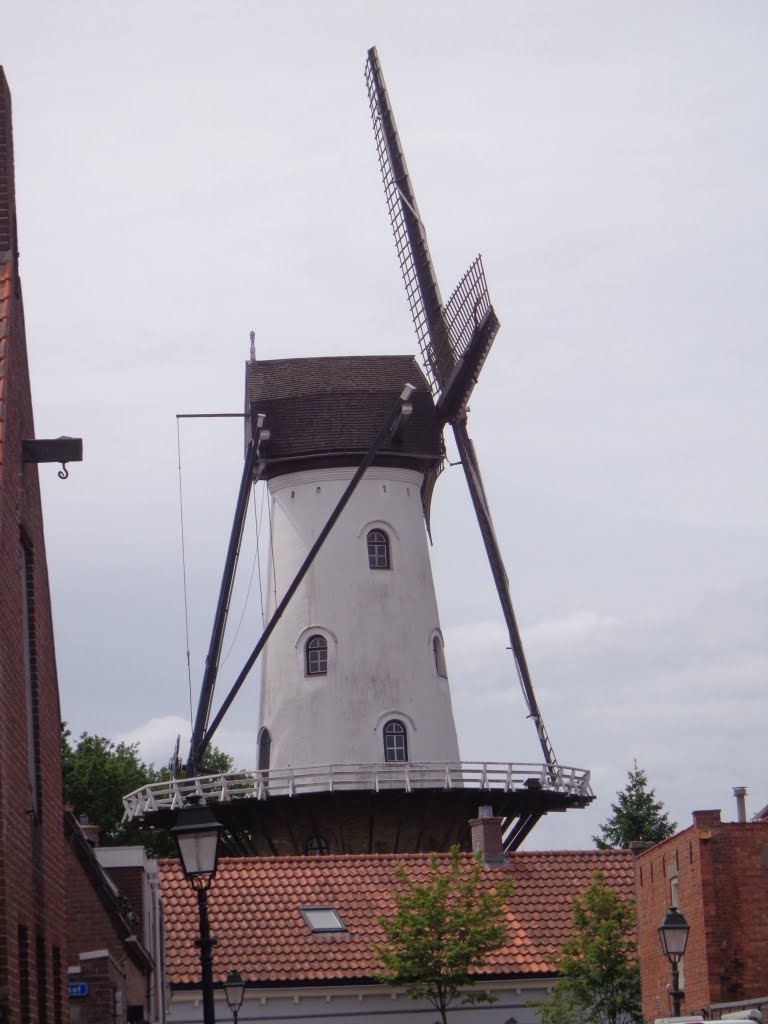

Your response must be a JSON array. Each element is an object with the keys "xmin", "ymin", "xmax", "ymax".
[{"xmin": 249, "ymin": 330, "xmax": 256, "ymax": 361}]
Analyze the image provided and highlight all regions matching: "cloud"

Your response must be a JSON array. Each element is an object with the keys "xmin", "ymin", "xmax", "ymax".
[
  {"xmin": 116, "ymin": 717, "xmax": 191, "ymax": 770},
  {"xmin": 526, "ymin": 610, "xmax": 620, "ymax": 651},
  {"xmin": 117, "ymin": 716, "xmax": 257, "ymax": 773},
  {"xmin": 443, "ymin": 579, "xmax": 766, "ymax": 850}
]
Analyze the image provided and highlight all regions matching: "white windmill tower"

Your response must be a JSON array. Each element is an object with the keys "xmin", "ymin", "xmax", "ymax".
[{"xmin": 248, "ymin": 354, "xmax": 461, "ymax": 775}]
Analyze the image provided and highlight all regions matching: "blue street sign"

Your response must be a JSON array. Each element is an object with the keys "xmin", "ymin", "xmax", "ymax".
[{"xmin": 68, "ymin": 982, "xmax": 89, "ymax": 998}]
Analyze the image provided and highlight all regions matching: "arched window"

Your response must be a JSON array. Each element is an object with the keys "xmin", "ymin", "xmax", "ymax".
[
  {"xmin": 257, "ymin": 727, "xmax": 271, "ymax": 772},
  {"xmin": 433, "ymin": 635, "xmax": 447, "ymax": 678},
  {"xmin": 305, "ymin": 635, "xmax": 328, "ymax": 676},
  {"xmin": 305, "ymin": 835, "xmax": 330, "ymax": 856},
  {"xmin": 367, "ymin": 529, "xmax": 390, "ymax": 570},
  {"xmin": 383, "ymin": 720, "xmax": 408, "ymax": 762}
]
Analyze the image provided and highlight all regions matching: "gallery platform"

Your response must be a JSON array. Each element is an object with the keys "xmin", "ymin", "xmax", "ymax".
[{"xmin": 123, "ymin": 760, "xmax": 594, "ymax": 854}]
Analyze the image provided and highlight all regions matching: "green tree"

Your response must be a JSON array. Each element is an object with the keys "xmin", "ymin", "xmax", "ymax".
[
  {"xmin": 61, "ymin": 726, "xmax": 234, "ymax": 852},
  {"xmin": 593, "ymin": 761, "xmax": 676, "ymax": 850},
  {"xmin": 374, "ymin": 846, "xmax": 513, "ymax": 1024},
  {"xmin": 61, "ymin": 727, "xmax": 152, "ymax": 844},
  {"xmin": 538, "ymin": 872, "xmax": 641, "ymax": 1024}
]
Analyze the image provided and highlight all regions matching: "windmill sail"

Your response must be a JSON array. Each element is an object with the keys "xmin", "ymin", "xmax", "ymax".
[
  {"xmin": 366, "ymin": 48, "xmax": 500, "ymax": 419},
  {"xmin": 451, "ymin": 420, "xmax": 557, "ymax": 769},
  {"xmin": 366, "ymin": 47, "xmax": 454, "ymax": 390},
  {"xmin": 365, "ymin": 45, "xmax": 558, "ymax": 768},
  {"xmin": 437, "ymin": 255, "xmax": 501, "ymax": 421}
]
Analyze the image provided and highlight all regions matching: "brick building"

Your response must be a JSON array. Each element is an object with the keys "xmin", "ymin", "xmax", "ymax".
[
  {"xmin": 634, "ymin": 808, "xmax": 768, "ymax": 1020},
  {"xmin": 1, "ymin": 66, "xmax": 160, "ymax": 1024},
  {"xmin": 63, "ymin": 815, "xmax": 163, "ymax": 1024},
  {"xmin": 0, "ymin": 67, "xmax": 69, "ymax": 1024}
]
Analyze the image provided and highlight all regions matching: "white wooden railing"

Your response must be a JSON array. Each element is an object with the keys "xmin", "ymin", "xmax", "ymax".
[{"xmin": 122, "ymin": 761, "xmax": 593, "ymax": 823}]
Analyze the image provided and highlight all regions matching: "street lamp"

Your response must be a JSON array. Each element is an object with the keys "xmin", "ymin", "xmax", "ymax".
[
  {"xmin": 224, "ymin": 970, "xmax": 246, "ymax": 1023},
  {"xmin": 171, "ymin": 800, "xmax": 224, "ymax": 1024},
  {"xmin": 657, "ymin": 906, "xmax": 690, "ymax": 1017}
]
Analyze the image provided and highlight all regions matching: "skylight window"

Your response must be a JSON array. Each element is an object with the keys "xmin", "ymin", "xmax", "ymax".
[{"xmin": 299, "ymin": 906, "xmax": 346, "ymax": 933}]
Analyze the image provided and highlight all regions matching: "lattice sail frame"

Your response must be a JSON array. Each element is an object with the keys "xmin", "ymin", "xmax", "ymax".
[
  {"xmin": 443, "ymin": 255, "xmax": 493, "ymax": 361},
  {"xmin": 366, "ymin": 51, "xmax": 454, "ymax": 395},
  {"xmin": 366, "ymin": 51, "xmax": 498, "ymax": 405}
]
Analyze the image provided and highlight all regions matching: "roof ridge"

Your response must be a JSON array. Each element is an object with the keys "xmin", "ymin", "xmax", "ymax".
[
  {"xmin": 217, "ymin": 851, "xmax": 467, "ymax": 864},
  {"xmin": 508, "ymin": 848, "xmax": 634, "ymax": 856},
  {"xmin": 160, "ymin": 848, "xmax": 633, "ymax": 869},
  {"xmin": 253, "ymin": 354, "xmax": 419, "ymax": 364}
]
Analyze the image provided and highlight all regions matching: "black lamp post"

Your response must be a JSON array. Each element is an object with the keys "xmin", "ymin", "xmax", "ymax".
[
  {"xmin": 224, "ymin": 970, "xmax": 246, "ymax": 1023},
  {"xmin": 171, "ymin": 801, "xmax": 224, "ymax": 1024},
  {"xmin": 657, "ymin": 906, "xmax": 690, "ymax": 1017}
]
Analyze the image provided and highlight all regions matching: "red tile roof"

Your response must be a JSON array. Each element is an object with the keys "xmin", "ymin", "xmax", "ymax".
[{"xmin": 159, "ymin": 850, "xmax": 634, "ymax": 987}]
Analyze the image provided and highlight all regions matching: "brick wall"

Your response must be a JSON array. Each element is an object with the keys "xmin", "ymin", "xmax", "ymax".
[
  {"xmin": 699, "ymin": 815, "xmax": 768, "ymax": 1003},
  {"xmin": 0, "ymin": 66, "xmax": 68, "ymax": 1024},
  {"xmin": 104, "ymin": 868, "xmax": 146, "ymax": 944},
  {"xmin": 69, "ymin": 956, "xmax": 117, "ymax": 1024},
  {"xmin": 63, "ymin": 820, "xmax": 154, "ymax": 1023},
  {"xmin": 635, "ymin": 810, "xmax": 768, "ymax": 1021}
]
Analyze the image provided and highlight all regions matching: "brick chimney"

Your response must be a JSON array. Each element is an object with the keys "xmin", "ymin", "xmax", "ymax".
[
  {"xmin": 692, "ymin": 809, "xmax": 721, "ymax": 829},
  {"xmin": 629, "ymin": 840, "xmax": 655, "ymax": 854},
  {"xmin": 469, "ymin": 806, "xmax": 505, "ymax": 866},
  {"xmin": 78, "ymin": 813, "xmax": 101, "ymax": 847}
]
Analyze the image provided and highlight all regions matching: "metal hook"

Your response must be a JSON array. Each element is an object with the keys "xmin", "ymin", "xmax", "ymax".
[{"xmin": 58, "ymin": 463, "xmax": 69, "ymax": 480}]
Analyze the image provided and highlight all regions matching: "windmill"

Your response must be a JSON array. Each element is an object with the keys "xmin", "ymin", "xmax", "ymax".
[
  {"xmin": 365, "ymin": 47, "xmax": 557, "ymax": 769},
  {"xmin": 121, "ymin": 50, "xmax": 594, "ymax": 853}
]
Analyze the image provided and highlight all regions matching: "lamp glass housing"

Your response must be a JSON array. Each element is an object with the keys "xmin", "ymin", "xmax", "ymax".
[
  {"xmin": 171, "ymin": 803, "xmax": 223, "ymax": 879},
  {"xmin": 224, "ymin": 971, "xmax": 246, "ymax": 1012},
  {"xmin": 657, "ymin": 906, "xmax": 690, "ymax": 961}
]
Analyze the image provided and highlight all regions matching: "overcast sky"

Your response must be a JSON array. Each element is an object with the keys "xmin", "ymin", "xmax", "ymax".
[{"xmin": 3, "ymin": 1, "xmax": 766, "ymax": 849}]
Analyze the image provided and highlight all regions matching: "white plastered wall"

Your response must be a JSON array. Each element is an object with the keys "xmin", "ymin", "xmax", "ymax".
[
  {"xmin": 168, "ymin": 979, "xmax": 552, "ymax": 1024},
  {"xmin": 258, "ymin": 465, "xmax": 461, "ymax": 769}
]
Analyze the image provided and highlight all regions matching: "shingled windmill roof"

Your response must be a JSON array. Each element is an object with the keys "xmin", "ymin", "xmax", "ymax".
[{"xmin": 245, "ymin": 354, "xmax": 443, "ymax": 477}]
